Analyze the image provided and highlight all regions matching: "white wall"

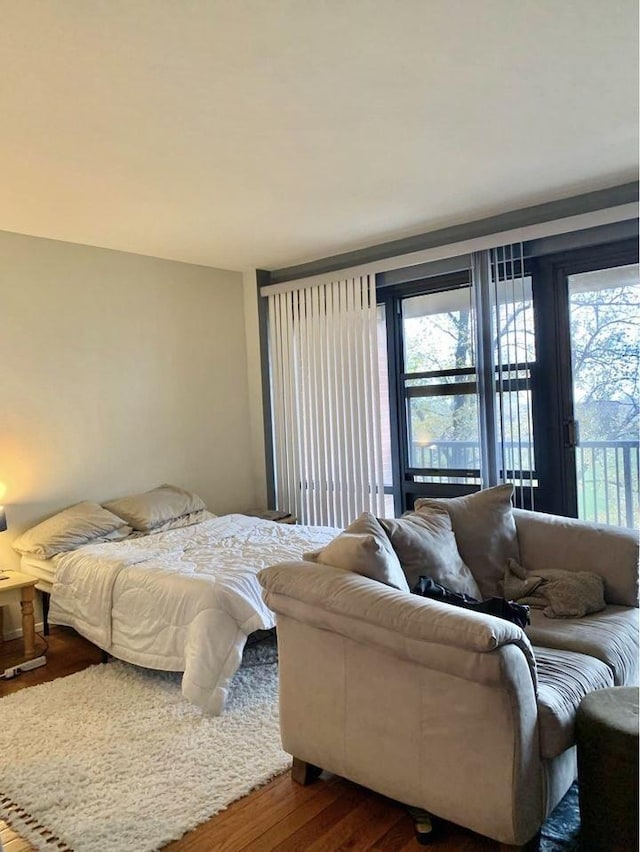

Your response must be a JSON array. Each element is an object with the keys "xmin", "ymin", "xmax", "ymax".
[{"xmin": 0, "ymin": 231, "xmax": 259, "ymax": 634}]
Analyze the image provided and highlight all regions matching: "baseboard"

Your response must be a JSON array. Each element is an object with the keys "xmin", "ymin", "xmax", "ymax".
[{"xmin": 2, "ymin": 622, "xmax": 45, "ymax": 641}]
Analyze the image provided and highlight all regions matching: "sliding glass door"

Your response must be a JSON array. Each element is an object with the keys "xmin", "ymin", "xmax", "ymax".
[
  {"xmin": 567, "ymin": 263, "xmax": 639, "ymax": 526},
  {"xmin": 380, "ymin": 238, "xmax": 638, "ymax": 527},
  {"xmin": 535, "ymin": 240, "xmax": 639, "ymax": 528}
]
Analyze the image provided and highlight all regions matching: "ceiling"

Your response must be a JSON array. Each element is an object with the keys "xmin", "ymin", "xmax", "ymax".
[{"xmin": 1, "ymin": 0, "xmax": 637, "ymax": 272}]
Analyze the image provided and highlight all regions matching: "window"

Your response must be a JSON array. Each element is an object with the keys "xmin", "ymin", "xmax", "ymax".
[
  {"xmin": 402, "ymin": 284, "xmax": 480, "ymax": 484},
  {"xmin": 535, "ymin": 241, "xmax": 639, "ymax": 527},
  {"xmin": 380, "ymin": 272, "xmax": 484, "ymax": 514},
  {"xmin": 568, "ymin": 265, "xmax": 639, "ymax": 526},
  {"xmin": 380, "ymin": 238, "xmax": 639, "ymax": 527}
]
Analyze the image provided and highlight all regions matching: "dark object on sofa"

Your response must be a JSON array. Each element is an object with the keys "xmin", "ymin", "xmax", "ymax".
[
  {"xmin": 413, "ymin": 576, "xmax": 530, "ymax": 629},
  {"xmin": 576, "ymin": 686, "xmax": 639, "ymax": 852}
]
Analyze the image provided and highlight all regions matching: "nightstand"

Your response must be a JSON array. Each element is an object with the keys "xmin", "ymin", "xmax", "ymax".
[{"xmin": 0, "ymin": 571, "xmax": 38, "ymax": 656}]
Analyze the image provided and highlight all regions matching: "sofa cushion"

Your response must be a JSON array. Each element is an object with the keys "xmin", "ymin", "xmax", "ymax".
[
  {"xmin": 513, "ymin": 508, "xmax": 639, "ymax": 607},
  {"xmin": 379, "ymin": 512, "xmax": 482, "ymax": 598},
  {"xmin": 303, "ymin": 512, "xmax": 410, "ymax": 592},
  {"xmin": 535, "ymin": 646, "xmax": 614, "ymax": 759},
  {"xmin": 526, "ymin": 606, "xmax": 639, "ymax": 687},
  {"xmin": 413, "ymin": 484, "xmax": 520, "ymax": 598}
]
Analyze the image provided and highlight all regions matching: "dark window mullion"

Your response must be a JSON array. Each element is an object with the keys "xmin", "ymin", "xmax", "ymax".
[
  {"xmin": 405, "ymin": 382, "xmax": 477, "ymax": 398},
  {"xmin": 402, "ymin": 366, "xmax": 475, "ymax": 380},
  {"xmin": 406, "ymin": 467, "xmax": 481, "ymax": 478},
  {"xmin": 381, "ymin": 289, "xmax": 404, "ymax": 517}
]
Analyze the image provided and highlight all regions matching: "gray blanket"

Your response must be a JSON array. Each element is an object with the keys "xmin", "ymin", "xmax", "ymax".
[{"xmin": 501, "ymin": 558, "xmax": 606, "ymax": 618}]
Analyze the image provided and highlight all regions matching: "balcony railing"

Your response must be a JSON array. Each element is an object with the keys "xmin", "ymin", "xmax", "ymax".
[
  {"xmin": 410, "ymin": 440, "xmax": 639, "ymax": 529},
  {"xmin": 575, "ymin": 441, "xmax": 639, "ymax": 529}
]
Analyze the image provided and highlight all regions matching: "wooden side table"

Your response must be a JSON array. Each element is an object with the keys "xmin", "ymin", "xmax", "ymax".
[{"xmin": 0, "ymin": 571, "xmax": 38, "ymax": 656}]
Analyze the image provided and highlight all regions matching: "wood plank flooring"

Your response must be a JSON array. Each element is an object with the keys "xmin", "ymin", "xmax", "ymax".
[{"xmin": 0, "ymin": 628, "xmax": 495, "ymax": 851}]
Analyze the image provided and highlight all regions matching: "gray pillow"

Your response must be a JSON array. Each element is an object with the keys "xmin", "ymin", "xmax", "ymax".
[
  {"xmin": 303, "ymin": 512, "xmax": 409, "ymax": 592},
  {"xmin": 129, "ymin": 509, "xmax": 216, "ymax": 536},
  {"xmin": 502, "ymin": 558, "xmax": 606, "ymax": 619},
  {"xmin": 12, "ymin": 501, "xmax": 131, "ymax": 558},
  {"xmin": 103, "ymin": 484, "xmax": 207, "ymax": 532},
  {"xmin": 414, "ymin": 484, "xmax": 520, "ymax": 598},
  {"xmin": 379, "ymin": 512, "xmax": 481, "ymax": 598}
]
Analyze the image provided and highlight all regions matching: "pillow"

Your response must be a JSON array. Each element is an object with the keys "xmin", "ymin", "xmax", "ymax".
[
  {"xmin": 379, "ymin": 512, "xmax": 481, "ymax": 598},
  {"xmin": 502, "ymin": 558, "xmax": 606, "ymax": 619},
  {"xmin": 543, "ymin": 573, "xmax": 606, "ymax": 619},
  {"xmin": 129, "ymin": 509, "xmax": 216, "ymax": 536},
  {"xmin": 103, "ymin": 484, "xmax": 207, "ymax": 532},
  {"xmin": 303, "ymin": 512, "xmax": 409, "ymax": 592},
  {"xmin": 12, "ymin": 501, "xmax": 131, "ymax": 558},
  {"xmin": 413, "ymin": 484, "xmax": 520, "ymax": 598},
  {"xmin": 101, "ymin": 525, "xmax": 134, "ymax": 542}
]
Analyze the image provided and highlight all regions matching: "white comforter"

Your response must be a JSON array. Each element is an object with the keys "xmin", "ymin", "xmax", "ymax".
[{"xmin": 49, "ymin": 514, "xmax": 337, "ymax": 713}]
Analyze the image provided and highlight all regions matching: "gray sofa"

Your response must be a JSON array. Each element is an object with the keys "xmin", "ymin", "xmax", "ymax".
[{"xmin": 258, "ymin": 507, "xmax": 639, "ymax": 851}]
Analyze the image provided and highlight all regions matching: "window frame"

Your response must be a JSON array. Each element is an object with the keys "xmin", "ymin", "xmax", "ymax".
[
  {"xmin": 379, "ymin": 270, "xmax": 483, "ymax": 514},
  {"xmin": 532, "ymin": 237, "xmax": 639, "ymax": 518},
  {"xmin": 379, "ymin": 238, "xmax": 638, "ymax": 519}
]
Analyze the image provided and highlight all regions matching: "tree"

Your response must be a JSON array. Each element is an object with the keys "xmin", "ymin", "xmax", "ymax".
[
  {"xmin": 401, "ymin": 275, "xmax": 638, "ymax": 496},
  {"xmin": 404, "ymin": 304, "xmax": 477, "ymax": 470},
  {"xmin": 570, "ymin": 285, "xmax": 639, "ymax": 442}
]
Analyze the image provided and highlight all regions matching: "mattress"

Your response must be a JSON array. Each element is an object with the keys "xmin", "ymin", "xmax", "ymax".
[
  {"xmin": 47, "ymin": 513, "xmax": 338, "ymax": 714},
  {"xmin": 20, "ymin": 554, "xmax": 58, "ymax": 589}
]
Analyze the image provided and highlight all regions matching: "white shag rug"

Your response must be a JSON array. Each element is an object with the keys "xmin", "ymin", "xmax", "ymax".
[{"xmin": 0, "ymin": 642, "xmax": 289, "ymax": 852}]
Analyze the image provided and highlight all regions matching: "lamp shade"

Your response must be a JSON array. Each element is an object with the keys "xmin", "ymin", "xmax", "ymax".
[{"xmin": 0, "ymin": 507, "xmax": 6, "ymax": 533}]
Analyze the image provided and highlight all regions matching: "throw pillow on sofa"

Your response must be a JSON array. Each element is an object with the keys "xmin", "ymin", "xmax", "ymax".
[
  {"xmin": 413, "ymin": 483, "xmax": 520, "ymax": 598},
  {"xmin": 379, "ymin": 512, "xmax": 481, "ymax": 598},
  {"xmin": 502, "ymin": 557, "xmax": 606, "ymax": 618},
  {"xmin": 303, "ymin": 512, "xmax": 410, "ymax": 592}
]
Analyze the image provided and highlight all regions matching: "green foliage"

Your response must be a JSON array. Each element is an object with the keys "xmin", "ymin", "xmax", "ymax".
[
  {"xmin": 570, "ymin": 285, "xmax": 639, "ymax": 442},
  {"xmin": 403, "ymin": 280, "xmax": 639, "ymax": 447},
  {"xmin": 405, "ymin": 308, "xmax": 476, "ymax": 448}
]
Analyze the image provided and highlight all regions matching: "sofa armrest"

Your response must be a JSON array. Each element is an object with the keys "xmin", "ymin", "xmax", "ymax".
[
  {"xmin": 259, "ymin": 560, "xmax": 537, "ymax": 687},
  {"xmin": 513, "ymin": 509, "xmax": 639, "ymax": 607}
]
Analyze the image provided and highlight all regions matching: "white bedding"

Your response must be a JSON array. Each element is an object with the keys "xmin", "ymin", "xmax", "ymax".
[
  {"xmin": 20, "ymin": 554, "xmax": 58, "ymax": 588},
  {"xmin": 49, "ymin": 513, "xmax": 337, "ymax": 714}
]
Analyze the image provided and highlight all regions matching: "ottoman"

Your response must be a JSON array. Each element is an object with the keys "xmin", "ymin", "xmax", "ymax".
[{"xmin": 576, "ymin": 686, "xmax": 639, "ymax": 852}]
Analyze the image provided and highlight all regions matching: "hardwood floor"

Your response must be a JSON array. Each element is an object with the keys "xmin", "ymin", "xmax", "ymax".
[{"xmin": 0, "ymin": 628, "xmax": 495, "ymax": 851}]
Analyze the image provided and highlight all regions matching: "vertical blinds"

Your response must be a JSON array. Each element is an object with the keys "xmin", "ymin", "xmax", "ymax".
[
  {"xmin": 490, "ymin": 243, "xmax": 536, "ymax": 508},
  {"xmin": 471, "ymin": 244, "xmax": 536, "ymax": 507},
  {"xmin": 267, "ymin": 275, "xmax": 385, "ymax": 527}
]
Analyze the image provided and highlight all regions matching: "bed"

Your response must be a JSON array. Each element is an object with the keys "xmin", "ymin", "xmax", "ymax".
[{"xmin": 18, "ymin": 511, "xmax": 338, "ymax": 714}]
